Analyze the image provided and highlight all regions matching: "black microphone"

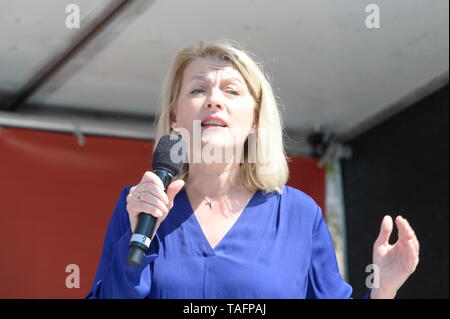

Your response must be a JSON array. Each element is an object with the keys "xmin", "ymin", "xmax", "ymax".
[{"xmin": 127, "ymin": 133, "xmax": 186, "ymax": 266}]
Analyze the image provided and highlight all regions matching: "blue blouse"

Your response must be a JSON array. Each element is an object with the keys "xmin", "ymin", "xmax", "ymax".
[{"xmin": 87, "ymin": 185, "xmax": 370, "ymax": 299}]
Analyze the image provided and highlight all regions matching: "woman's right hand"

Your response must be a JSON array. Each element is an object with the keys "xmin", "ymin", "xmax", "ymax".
[{"xmin": 126, "ymin": 171, "xmax": 185, "ymax": 232}]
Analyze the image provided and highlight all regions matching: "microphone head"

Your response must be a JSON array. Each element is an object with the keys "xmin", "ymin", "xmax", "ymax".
[{"xmin": 152, "ymin": 133, "xmax": 186, "ymax": 176}]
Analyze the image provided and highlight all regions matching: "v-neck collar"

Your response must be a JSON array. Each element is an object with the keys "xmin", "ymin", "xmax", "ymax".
[{"xmin": 179, "ymin": 188, "xmax": 260, "ymax": 255}]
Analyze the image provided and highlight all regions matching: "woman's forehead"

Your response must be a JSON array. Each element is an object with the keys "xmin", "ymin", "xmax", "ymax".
[{"xmin": 183, "ymin": 57, "xmax": 242, "ymax": 80}]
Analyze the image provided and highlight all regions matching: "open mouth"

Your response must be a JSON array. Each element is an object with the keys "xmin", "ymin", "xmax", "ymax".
[{"xmin": 201, "ymin": 119, "xmax": 227, "ymax": 128}]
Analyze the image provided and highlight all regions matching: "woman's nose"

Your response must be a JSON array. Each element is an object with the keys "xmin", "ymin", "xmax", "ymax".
[
  {"xmin": 205, "ymin": 88, "xmax": 224, "ymax": 110},
  {"xmin": 206, "ymin": 103, "xmax": 222, "ymax": 109}
]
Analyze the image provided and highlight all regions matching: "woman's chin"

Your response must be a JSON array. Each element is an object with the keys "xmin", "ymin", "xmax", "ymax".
[
  {"xmin": 200, "ymin": 132, "xmax": 233, "ymax": 149},
  {"xmin": 201, "ymin": 136, "xmax": 230, "ymax": 148},
  {"xmin": 201, "ymin": 128, "xmax": 228, "ymax": 142}
]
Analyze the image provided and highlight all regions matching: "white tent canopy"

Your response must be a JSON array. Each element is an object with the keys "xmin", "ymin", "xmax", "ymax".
[{"xmin": 0, "ymin": 0, "xmax": 448, "ymax": 155}]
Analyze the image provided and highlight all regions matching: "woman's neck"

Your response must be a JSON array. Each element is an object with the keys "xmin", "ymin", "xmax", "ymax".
[{"xmin": 186, "ymin": 162, "xmax": 243, "ymax": 197}]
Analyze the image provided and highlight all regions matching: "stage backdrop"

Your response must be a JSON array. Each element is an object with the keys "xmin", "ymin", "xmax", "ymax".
[{"xmin": 0, "ymin": 127, "xmax": 325, "ymax": 298}]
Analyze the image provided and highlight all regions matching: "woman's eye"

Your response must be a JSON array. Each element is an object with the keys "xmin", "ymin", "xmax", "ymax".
[
  {"xmin": 190, "ymin": 88, "xmax": 239, "ymax": 95},
  {"xmin": 227, "ymin": 90, "xmax": 240, "ymax": 96}
]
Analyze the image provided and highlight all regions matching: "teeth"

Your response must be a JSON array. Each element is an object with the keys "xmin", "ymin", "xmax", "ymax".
[{"xmin": 202, "ymin": 119, "xmax": 226, "ymax": 126}]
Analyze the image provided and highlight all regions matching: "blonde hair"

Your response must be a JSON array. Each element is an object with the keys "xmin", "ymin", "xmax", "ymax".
[{"xmin": 155, "ymin": 39, "xmax": 289, "ymax": 193}]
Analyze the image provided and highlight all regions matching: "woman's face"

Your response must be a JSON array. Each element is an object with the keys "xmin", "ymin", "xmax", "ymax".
[{"xmin": 172, "ymin": 57, "xmax": 256, "ymax": 162}]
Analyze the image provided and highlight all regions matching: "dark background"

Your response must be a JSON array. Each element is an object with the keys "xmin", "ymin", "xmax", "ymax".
[{"xmin": 342, "ymin": 85, "xmax": 449, "ymax": 298}]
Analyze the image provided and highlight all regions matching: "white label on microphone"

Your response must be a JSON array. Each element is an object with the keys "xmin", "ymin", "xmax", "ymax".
[{"xmin": 130, "ymin": 234, "xmax": 151, "ymax": 248}]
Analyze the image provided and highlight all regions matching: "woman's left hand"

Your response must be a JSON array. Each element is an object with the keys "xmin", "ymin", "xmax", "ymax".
[{"xmin": 371, "ymin": 215, "xmax": 420, "ymax": 298}]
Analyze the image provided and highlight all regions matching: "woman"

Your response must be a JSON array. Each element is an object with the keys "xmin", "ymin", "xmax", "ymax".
[{"xmin": 87, "ymin": 40, "xmax": 419, "ymax": 299}]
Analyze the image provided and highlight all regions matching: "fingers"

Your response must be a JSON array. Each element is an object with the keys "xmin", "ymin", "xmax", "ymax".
[
  {"xmin": 135, "ymin": 192, "xmax": 169, "ymax": 215},
  {"xmin": 374, "ymin": 215, "xmax": 393, "ymax": 246},
  {"xmin": 395, "ymin": 216, "xmax": 420, "ymax": 271},
  {"xmin": 414, "ymin": 236, "xmax": 420, "ymax": 254},
  {"xmin": 139, "ymin": 171, "xmax": 165, "ymax": 190},
  {"xmin": 126, "ymin": 192, "xmax": 168, "ymax": 219},
  {"xmin": 396, "ymin": 216, "xmax": 416, "ymax": 242},
  {"xmin": 126, "ymin": 172, "xmax": 172, "ymax": 231},
  {"xmin": 132, "ymin": 182, "xmax": 169, "ymax": 206},
  {"xmin": 131, "ymin": 202, "xmax": 166, "ymax": 218},
  {"xmin": 407, "ymin": 237, "xmax": 420, "ymax": 257},
  {"xmin": 126, "ymin": 172, "xmax": 185, "ymax": 232},
  {"xmin": 405, "ymin": 237, "xmax": 420, "ymax": 272}
]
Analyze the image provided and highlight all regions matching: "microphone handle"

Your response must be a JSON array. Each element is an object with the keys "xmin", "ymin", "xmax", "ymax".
[{"xmin": 127, "ymin": 169, "xmax": 173, "ymax": 266}]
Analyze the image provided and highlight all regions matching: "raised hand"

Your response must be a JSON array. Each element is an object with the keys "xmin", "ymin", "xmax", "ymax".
[
  {"xmin": 371, "ymin": 215, "xmax": 420, "ymax": 298},
  {"xmin": 126, "ymin": 171, "xmax": 185, "ymax": 233}
]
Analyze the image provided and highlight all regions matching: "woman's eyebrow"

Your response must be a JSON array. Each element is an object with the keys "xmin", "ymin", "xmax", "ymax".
[
  {"xmin": 188, "ymin": 75, "xmax": 208, "ymax": 83},
  {"xmin": 223, "ymin": 77, "xmax": 245, "ymax": 86}
]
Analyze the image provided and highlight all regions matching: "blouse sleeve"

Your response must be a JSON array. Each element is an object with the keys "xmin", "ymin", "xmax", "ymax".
[
  {"xmin": 306, "ymin": 205, "xmax": 355, "ymax": 299},
  {"xmin": 85, "ymin": 186, "xmax": 160, "ymax": 299}
]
